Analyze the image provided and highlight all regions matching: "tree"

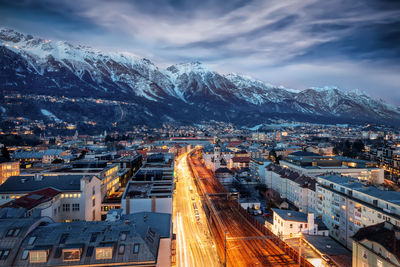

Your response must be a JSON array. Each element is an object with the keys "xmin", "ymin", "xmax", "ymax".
[
  {"xmin": 1, "ymin": 145, "xmax": 10, "ymax": 161},
  {"xmin": 105, "ymin": 135, "xmax": 113, "ymax": 143},
  {"xmin": 269, "ymin": 149, "xmax": 278, "ymax": 163},
  {"xmin": 352, "ymin": 140, "xmax": 364, "ymax": 154},
  {"xmin": 52, "ymin": 158, "xmax": 64, "ymax": 164},
  {"xmin": 77, "ymin": 150, "xmax": 87, "ymax": 160}
]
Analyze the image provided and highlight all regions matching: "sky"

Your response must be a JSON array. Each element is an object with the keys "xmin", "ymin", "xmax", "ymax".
[{"xmin": 1, "ymin": 0, "xmax": 400, "ymax": 105}]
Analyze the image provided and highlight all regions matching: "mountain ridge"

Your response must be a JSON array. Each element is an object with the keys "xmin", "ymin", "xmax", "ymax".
[{"xmin": 1, "ymin": 28, "xmax": 399, "ymax": 128}]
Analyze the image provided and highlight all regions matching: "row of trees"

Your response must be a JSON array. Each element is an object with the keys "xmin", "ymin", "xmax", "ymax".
[{"xmin": 333, "ymin": 140, "xmax": 364, "ymax": 158}]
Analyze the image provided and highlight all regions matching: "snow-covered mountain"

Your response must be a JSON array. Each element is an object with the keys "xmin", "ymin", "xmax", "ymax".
[{"xmin": 1, "ymin": 28, "xmax": 400, "ymax": 127}]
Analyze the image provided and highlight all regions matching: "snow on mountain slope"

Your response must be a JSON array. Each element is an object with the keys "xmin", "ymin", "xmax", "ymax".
[
  {"xmin": 0, "ymin": 28, "xmax": 174, "ymax": 101},
  {"xmin": 165, "ymin": 61, "xmax": 237, "ymax": 103},
  {"xmin": 1, "ymin": 28, "xmax": 400, "ymax": 124},
  {"xmin": 224, "ymin": 73, "xmax": 297, "ymax": 104}
]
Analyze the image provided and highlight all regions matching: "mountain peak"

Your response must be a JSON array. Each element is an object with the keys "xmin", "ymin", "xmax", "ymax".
[
  {"xmin": 166, "ymin": 61, "xmax": 213, "ymax": 75},
  {"xmin": 309, "ymin": 86, "xmax": 340, "ymax": 92}
]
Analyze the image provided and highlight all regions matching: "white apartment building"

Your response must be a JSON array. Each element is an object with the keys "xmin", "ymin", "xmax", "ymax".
[
  {"xmin": 264, "ymin": 165, "xmax": 317, "ymax": 214},
  {"xmin": 316, "ymin": 175, "xmax": 400, "ymax": 248},
  {"xmin": 271, "ymin": 209, "xmax": 328, "ymax": 238}
]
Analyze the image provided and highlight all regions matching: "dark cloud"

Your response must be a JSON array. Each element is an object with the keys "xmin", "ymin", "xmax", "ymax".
[{"xmin": 0, "ymin": 0, "xmax": 400, "ymax": 104}]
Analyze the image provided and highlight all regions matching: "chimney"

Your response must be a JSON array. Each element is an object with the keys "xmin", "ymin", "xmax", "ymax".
[
  {"xmin": 384, "ymin": 221, "xmax": 393, "ymax": 231},
  {"xmin": 308, "ymin": 213, "xmax": 315, "ymax": 234}
]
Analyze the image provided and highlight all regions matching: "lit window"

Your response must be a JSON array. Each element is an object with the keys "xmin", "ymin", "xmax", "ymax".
[
  {"xmin": 29, "ymin": 250, "xmax": 47, "ymax": 263},
  {"xmin": 73, "ymin": 194, "xmax": 77, "ymax": 198},
  {"xmin": 95, "ymin": 247, "xmax": 112, "ymax": 260},
  {"xmin": 62, "ymin": 249, "xmax": 81, "ymax": 261},
  {"xmin": 377, "ymin": 259, "xmax": 383, "ymax": 267}
]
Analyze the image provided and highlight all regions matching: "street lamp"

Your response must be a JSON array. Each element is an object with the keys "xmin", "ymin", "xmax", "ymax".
[
  {"xmin": 224, "ymin": 231, "xmax": 228, "ymax": 267},
  {"xmin": 298, "ymin": 231, "xmax": 303, "ymax": 265}
]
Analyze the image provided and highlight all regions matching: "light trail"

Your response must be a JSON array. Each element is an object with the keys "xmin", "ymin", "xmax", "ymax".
[{"xmin": 173, "ymin": 152, "xmax": 221, "ymax": 267}]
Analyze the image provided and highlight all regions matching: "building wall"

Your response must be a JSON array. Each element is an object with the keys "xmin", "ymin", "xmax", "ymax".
[
  {"xmin": 83, "ymin": 176, "xmax": 102, "ymax": 221},
  {"xmin": 264, "ymin": 170, "xmax": 316, "ymax": 213},
  {"xmin": 0, "ymin": 161, "xmax": 20, "ymax": 185},
  {"xmin": 122, "ymin": 198, "xmax": 173, "ymax": 215},
  {"xmin": 317, "ymin": 178, "xmax": 400, "ymax": 248},
  {"xmin": 281, "ymin": 160, "xmax": 384, "ymax": 184},
  {"xmin": 157, "ymin": 238, "xmax": 172, "ymax": 267},
  {"xmin": 352, "ymin": 240, "xmax": 399, "ymax": 267}
]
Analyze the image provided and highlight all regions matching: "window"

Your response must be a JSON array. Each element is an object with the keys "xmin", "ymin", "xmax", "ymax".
[
  {"xmin": 118, "ymin": 245, "xmax": 125, "ymax": 255},
  {"xmin": 362, "ymin": 249, "xmax": 368, "ymax": 259},
  {"xmin": 72, "ymin": 204, "xmax": 80, "ymax": 212},
  {"xmin": 0, "ymin": 250, "xmax": 10, "ymax": 260},
  {"xmin": 133, "ymin": 244, "xmax": 140, "ymax": 254},
  {"xmin": 377, "ymin": 259, "xmax": 383, "ymax": 267},
  {"xmin": 86, "ymin": 246, "xmax": 94, "ymax": 257},
  {"xmin": 95, "ymin": 247, "xmax": 112, "ymax": 260},
  {"xmin": 63, "ymin": 204, "xmax": 70, "ymax": 212},
  {"xmin": 289, "ymin": 224, "xmax": 293, "ymax": 229},
  {"xmin": 120, "ymin": 233, "xmax": 127, "ymax": 241},
  {"xmin": 92, "ymin": 196, "xmax": 96, "ymax": 207},
  {"xmin": 90, "ymin": 233, "xmax": 98, "ymax": 243},
  {"xmin": 62, "ymin": 249, "xmax": 81, "ymax": 262},
  {"xmin": 60, "ymin": 234, "xmax": 69, "ymax": 244},
  {"xmin": 305, "ymin": 224, "xmax": 307, "ymax": 228},
  {"xmin": 28, "ymin": 237, "xmax": 36, "ymax": 245},
  {"xmin": 92, "ymin": 187, "xmax": 95, "ymax": 196},
  {"xmin": 29, "ymin": 250, "xmax": 47, "ymax": 263},
  {"xmin": 6, "ymin": 228, "xmax": 21, "ymax": 237},
  {"xmin": 21, "ymin": 250, "xmax": 29, "ymax": 260}
]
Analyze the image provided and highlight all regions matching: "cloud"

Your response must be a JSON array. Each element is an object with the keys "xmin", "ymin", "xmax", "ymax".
[{"xmin": 1, "ymin": 0, "xmax": 400, "ymax": 104}]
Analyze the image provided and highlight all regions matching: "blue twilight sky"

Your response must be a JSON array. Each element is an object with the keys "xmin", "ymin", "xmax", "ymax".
[{"xmin": 1, "ymin": 0, "xmax": 400, "ymax": 105}]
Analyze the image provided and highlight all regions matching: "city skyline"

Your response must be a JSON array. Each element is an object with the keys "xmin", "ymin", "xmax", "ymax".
[{"xmin": 1, "ymin": 0, "xmax": 400, "ymax": 104}]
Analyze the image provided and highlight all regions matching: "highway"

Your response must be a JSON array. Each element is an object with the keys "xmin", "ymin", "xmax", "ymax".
[
  {"xmin": 173, "ymin": 152, "xmax": 221, "ymax": 267},
  {"xmin": 188, "ymin": 149, "xmax": 300, "ymax": 267}
]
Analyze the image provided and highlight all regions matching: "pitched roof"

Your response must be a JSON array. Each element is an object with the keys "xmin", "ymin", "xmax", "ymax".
[
  {"xmin": 272, "ymin": 209, "xmax": 308, "ymax": 222},
  {"xmin": 0, "ymin": 175, "xmax": 90, "ymax": 193},
  {"xmin": 232, "ymin": 157, "xmax": 250, "ymax": 163},
  {"xmin": 1, "ymin": 188, "xmax": 61, "ymax": 210},
  {"xmin": 353, "ymin": 222, "xmax": 400, "ymax": 262}
]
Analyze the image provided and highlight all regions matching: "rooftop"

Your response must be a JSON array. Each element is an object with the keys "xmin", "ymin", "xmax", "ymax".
[
  {"xmin": 319, "ymin": 175, "xmax": 400, "ymax": 206},
  {"xmin": 1, "ymin": 188, "xmax": 61, "ymax": 210},
  {"xmin": 12, "ymin": 212, "xmax": 171, "ymax": 266},
  {"xmin": 272, "ymin": 208, "xmax": 308, "ymax": 222},
  {"xmin": 0, "ymin": 174, "xmax": 94, "ymax": 194},
  {"xmin": 353, "ymin": 222, "xmax": 400, "ymax": 263}
]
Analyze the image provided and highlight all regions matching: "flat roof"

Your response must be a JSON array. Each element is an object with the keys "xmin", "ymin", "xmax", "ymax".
[
  {"xmin": 272, "ymin": 208, "xmax": 308, "ymax": 223},
  {"xmin": 318, "ymin": 175, "xmax": 400, "ymax": 205}
]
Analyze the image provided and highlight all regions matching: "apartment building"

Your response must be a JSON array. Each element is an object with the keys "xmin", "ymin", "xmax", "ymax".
[
  {"xmin": 0, "ymin": 174, "xmax": 101, "ymax": 221},
  {"xmin": 281, "ymin": 154, "xmax": 384, "ymax": 184},
  {"xmin": 352, "ymin": 222, "xmax": 400, "ymax": 267},
  {"xmin": 0, "ymin": 159, "xmax": 19, "ymax": 185},
  {"xmin": 50, "ymin": 161, "xmax": 120, "ymax": 200},
  {"xmin": 264, "ymin": 164, "xmax": 317, "ymax": 213},
  {"xmin": 316, "ymin": 175, "xmax": 400, "ymax": 248},
  {"xmin": 0, "ymin": 210, "xmax": 172, "ymax": 266},
  {"xmin": 271, "ymin": 209, "xmax": 328, "ymax": 238},
  {"xmin": 122, "ymin": 153, "xmax": 174, "ymax": 215}
]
